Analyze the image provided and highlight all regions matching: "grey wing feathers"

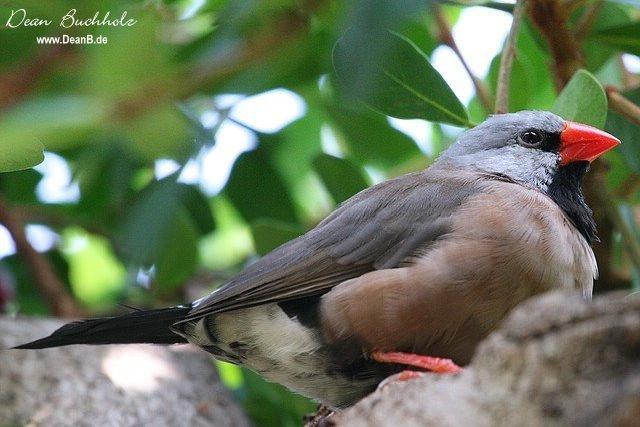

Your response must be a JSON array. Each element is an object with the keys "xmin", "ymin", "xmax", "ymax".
[{"xmin": 183, "ymin": 168, "xmax": 485, "ymax": 321}]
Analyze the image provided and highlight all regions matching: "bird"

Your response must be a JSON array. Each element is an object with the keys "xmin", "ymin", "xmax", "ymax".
[{"xmin": 15, "ymin": 111, "xmax": 619, "ymax": 409}]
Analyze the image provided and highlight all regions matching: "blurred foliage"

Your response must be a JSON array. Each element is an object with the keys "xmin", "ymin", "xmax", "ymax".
[
  {"xmin": 552, "ymin": 70, "xmax": 608, "ymax": 128},
  {"xmin": 0, "ymin": 0, "xmax": 640, "ymax": 425}
]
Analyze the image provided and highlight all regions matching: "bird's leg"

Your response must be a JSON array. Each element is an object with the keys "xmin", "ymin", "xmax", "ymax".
[
  {"xmin": 376, "ymin": 370, "xmax": 427, "ymax": 390},
  {"xmin": 372, "ymin": 350, "xmax": 463, "ymax": 374},
  {"xmin": 373, "ymin": 351, "xmax": 463, "ymax": 390}
]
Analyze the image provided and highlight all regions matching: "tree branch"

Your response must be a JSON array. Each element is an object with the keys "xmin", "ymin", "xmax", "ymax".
[
  {"xmin": 433, "ymin": 5, "xmax": 493, "ymax": 112},
  {"xmin": 495, "ymin": 0, "xmax": 527, "ymax": 114},
  {"xmin": 615, "ymin": 175, "xmax": 640, "ymax": 199},
  {"xmin": 0, "ymin": 45, "xmax": 75, "ymax": 111},
  {"xmin": 618, "ymin": 56, "xmax": 640, "ymax": 91},
  {"xmin": 528, "ymin": 0, "xmax": 583, "ymax": 90},
  {"xmin": 0, "ymin": 197, "xmax": 82, "ymax": 317},
  {"xmin": 606, "ymin": 85, "xmax": 640, "ymax": 128},
  {"xmin": 111, "ymin": 3, "xmax": 320, "ymax": 121},
  {"xmin": 10, "ymin": 205, "xmax": 110, "ymax": 238}
]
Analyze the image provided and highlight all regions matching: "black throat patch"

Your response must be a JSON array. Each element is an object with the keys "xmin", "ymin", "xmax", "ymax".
[{"xmin": 546, "ymin": 161, "xmax": 597, "ymax": 243}]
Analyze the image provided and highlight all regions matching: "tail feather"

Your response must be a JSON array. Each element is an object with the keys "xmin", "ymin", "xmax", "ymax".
[{"xmin": 14, "ymin": 305, "xmax": 191, "ymax": 349}]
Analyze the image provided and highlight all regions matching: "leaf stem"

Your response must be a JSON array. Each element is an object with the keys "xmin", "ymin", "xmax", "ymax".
[
  {"xmin": 495, "ymin": 0, "xmax": 527, "ymax": 114},
  {"xmin": 433, "ymin": 5, "xmax": 493, "ymax": 113}
]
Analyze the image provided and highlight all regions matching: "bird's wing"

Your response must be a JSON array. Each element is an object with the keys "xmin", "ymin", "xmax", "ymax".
[
  {"xmin": 318, "ymin": 179, "xmax": 598, "ymax": 361},
  {"xmin": 183, "ymin": 168, "xmax": 490, "ymax": 321}
]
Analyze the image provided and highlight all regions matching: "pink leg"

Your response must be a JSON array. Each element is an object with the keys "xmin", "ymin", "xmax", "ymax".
[
  {"xmin": 372, "ymin": 350, "xmax": 463, "ymax": 374},
  {"xmin": 376, "ymin": 369, "xmax": 427, "ymax": 390},
  {"xmin": 396, "ymin": 370, "xmax": 426, "ymax": 380}
]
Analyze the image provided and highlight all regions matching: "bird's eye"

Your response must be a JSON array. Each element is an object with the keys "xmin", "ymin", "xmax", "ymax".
[{"xmin": 518, "ymin": 130, "xmax": 544, "ymax": 147}]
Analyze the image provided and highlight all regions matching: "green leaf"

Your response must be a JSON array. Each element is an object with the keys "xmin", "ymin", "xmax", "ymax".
[
  {"xmin": 0, "ymin": 139, "xmax": 43, "ymax": 173},
  {"xmin": 182, "ymin": 186, "xmax": 216, "ymax": 234},
  {"xmin": 605, "ymin": 0, "xmax": 640, "ymax": 6},
  {"xmin": 116, "ymin": 177, "xmax": 212, "ymax": 287},
  {"xmin": 581, "ymin": 2, "xmax": 633, "ymax": 71},
  {"xmin": 269, "ymin": 98, "xmax": 323, "ymax": 188},
  {"xmin": 116, "ymin": 178, "xmax": 185, "ymax": 265},
  {"xmin": 61, "ymin": 228, "xmax": 126, "ymax": 311},
  {"xmin": 265, "ymin": 96, "xmax": 326, "ymax": 222},
  {"xmin": 82, "ymin": 16, "xmax": 177, "ymax": 101},
  {"xmin": 199, "ymin": 196, "xmax": 254, "ymax": 270},
  {"xmin": 2, "ymin": 256, "xmax": 49, "ymax": 315},
  {"xmin": 324, "ymin": 100, "xmax": 421, "ymax": 169},
  {"xmin": 552, "ymin": 70, "xmax": 607, "ymax": 128},
  {"xmin": 592, "ymin": 21, "xmax": 640, "ymax": 56},
  {"xmin": 333, "ymin": 30, "xmax": 471, "ymax": 127},
  {"xmin": 312, "ymin": 154, "xmax": 369, "ymax": 204},
  {"xmin": 74, "ymin": 143, "xmax": 138, "ymax": 225},
  {"xmin": 225, "ymin": 148, "xmax": 298, "ymax": 224},
  {"xmin": 617, "ymin": 203, "xmax": 640, "ymax": 290},
  {"xmin": 0, "ymin": 169, "xmax": 41, "ymax": 203},
  {"xmin": 0, "ymin": 96, "xmax": 110, "ymax": 172},
  {"xmin": 249, "ymin": 219, "xmax": 304, "ymax": 256},
  {"xmin": 396, "ymin": 13, "xmax": 439, "ymax": 57},
  {"xmin": 241, "ymin": 368, "xmax": 316, "ymax": 427},
  {"xmin": 0, "ymin": 96, "xmax": 108, "ymax": 148},
  {"xmin": 154, "ymin": 207, "xmax": 199, "ymax": 290},
  {"xmin": 216, "ymin": 361, "xmax": 244, "ymax": 390},
  {"xmin": 81, "ymin": 16, "xmax": 192, "ymax": 161},
  {"xmin": 605, "ymin": 87, "xmax": 640, "ymax": 174},
  {"xmin": 122, "ymin": 104, "xmax": 193, "ymax": 161}
]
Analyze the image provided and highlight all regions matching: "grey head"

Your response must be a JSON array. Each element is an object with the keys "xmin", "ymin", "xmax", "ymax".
[
  {"xmin": 435, "ymin": 110, "xmax": 608, "ymax": 242},
  {"xmin": 437, "ymin": 110, "xmax": 565, "ymax": 192}
]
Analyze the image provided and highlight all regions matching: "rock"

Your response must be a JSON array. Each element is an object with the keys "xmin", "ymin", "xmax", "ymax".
[
  {"xmin": 330, "ymin": 291, "xmax": 640, "ymax": 427},
  {"xmin": 0, "ymin": 317, "xmax": 251, "ymax": 427}
]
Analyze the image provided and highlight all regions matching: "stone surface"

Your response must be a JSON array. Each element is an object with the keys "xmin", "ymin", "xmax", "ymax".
[
  {"xmin": 331, "ymin": 291, "xmax": 640, "ymax": 427},
  {"xmin": 0, "ymin": 317, "xmax": 251, "ymax": 427}
]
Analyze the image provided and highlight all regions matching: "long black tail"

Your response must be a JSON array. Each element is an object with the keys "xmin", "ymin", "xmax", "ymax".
[{"xmin": 14, "ymin": 305, "xmax": 191, "ymax": 349}]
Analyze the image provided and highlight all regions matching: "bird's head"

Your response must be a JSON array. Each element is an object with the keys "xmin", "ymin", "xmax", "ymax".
[{"xmin": 437, "ymin": 110, "xmax": 620, "ymax": 192}]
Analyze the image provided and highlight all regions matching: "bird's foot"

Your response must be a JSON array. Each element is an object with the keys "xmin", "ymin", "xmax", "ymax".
[
  {"xmin": 371, "ymin": 350, "xmax": 463, "ymax": 374},
  {"xmin": 377, "ymin": 370, "xmax": 426, "ymax": 390},
  {"xmin": 373, "ymin": 351, "xmax": 462, "ymax": 391},
  {"xmin": 303, "ymin": 404, "xmax": 335, "ymax": 427}
]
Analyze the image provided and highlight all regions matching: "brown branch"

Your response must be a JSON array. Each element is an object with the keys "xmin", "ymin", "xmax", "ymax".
[
  {"xmin": 615, "ymin": 175, "xmax": 640, "ymax": 199},
  {"xmin": 528, "ymin": 0, "xmax": 583, "ymax": 90},
  {"xmin": 563, "ymin": 0, "xmax": 590, "ymax": 10},
  {"xmin": 116, "ymin": 28, "xmax": 294, "ymax": 118},
  {"xmin": 11, "ymin": 205, "xmax": 110, "ymax": 238},
  {"xmin": 606, "ymin": 86, "xmax": 640, "ymax": 128},
  {"xmin": 618, "ymin": 56, "xmax": 640, "ymax": 91},
  {"xmin": 0, "ymin": 45, "xmax": 75, "ymax": 111},
  {"xmin": 495, "ymin": 0, "xmax": 527, "ymax": 114},
  {"xmin": 112, "ymin": 4, "xmax": 320, "ymax": 120},
  {"xmin": 0, "ymin": 196, "xmax": 82, "ymax": 317},
  {"xmin": 433, "ymin": 5, "xmax": 493, "ymax": 112},
  {"xmin": 574, "ymin": 0, "xmax": 604, "ymax": 42}
]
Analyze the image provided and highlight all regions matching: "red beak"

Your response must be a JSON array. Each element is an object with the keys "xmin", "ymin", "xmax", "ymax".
[{"xmin": 560, "ymin": 121, "xmax": 620, "ymax": 165}]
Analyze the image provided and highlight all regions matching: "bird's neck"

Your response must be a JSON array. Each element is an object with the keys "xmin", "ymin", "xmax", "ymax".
[{"xmin": 545, "ymin": 162, "xmax": 597, "ymax": 243}]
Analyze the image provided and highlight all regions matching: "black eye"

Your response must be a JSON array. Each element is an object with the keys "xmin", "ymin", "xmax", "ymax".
[{"xmin": 518, "ymin": 130, "xmax": 544, "ymax": 147}]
